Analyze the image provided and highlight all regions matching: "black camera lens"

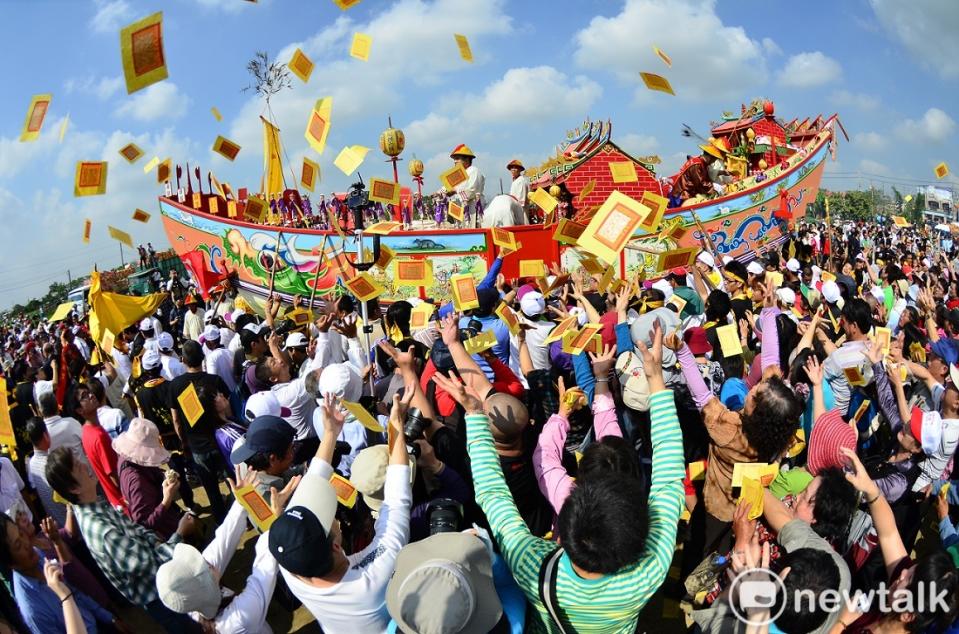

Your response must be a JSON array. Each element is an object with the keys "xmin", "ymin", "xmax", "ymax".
[
  {"xmin": 403, "ymin": 407, "xmax": 429, "ymax": 444},
  {"xmin": 427, "ymin": 498, "xmax": 463, "ymax": 535}
]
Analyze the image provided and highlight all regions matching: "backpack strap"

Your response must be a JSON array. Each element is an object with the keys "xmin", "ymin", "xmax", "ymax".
[{"xmin": 537, "ymin": 548, "xmax": 572, "ymax": 634}]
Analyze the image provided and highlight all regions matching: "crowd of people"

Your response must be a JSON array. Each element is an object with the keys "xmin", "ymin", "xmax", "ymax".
[{"xmin": 2, "ymin": 217, "xmax": 959, "ymax": 633}]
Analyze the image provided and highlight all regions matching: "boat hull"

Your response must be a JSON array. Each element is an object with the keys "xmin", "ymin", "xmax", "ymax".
[{"xmin": 159, "ymin": 128, "xmax": 829, "ymax": 310}]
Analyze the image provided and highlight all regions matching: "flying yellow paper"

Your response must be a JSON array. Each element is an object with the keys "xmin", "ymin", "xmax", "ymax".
[
  {"xmin": 108, "ymin": 225, "xmax": 133, "ymax": 248},
  {"xmin": 58, "ymin": 114, "xmax": 69, "ymax": 144},
  {"xmin": 365, "ymin": 221, "xmax": 402, "ymax": 235},
  {"xmin": 715, "ymin": 323, "xmax": 743, "ymax": 357},
  {"xmin": 450, "ymin": 274, "xmax": 479, "ymax": 311},
  {"xmin": 447, "ymin": 201, "xmax": 464, "ymax": 221},
  {"xmin": 301, "ymin": 157, "xmax": 319, "ymax": 191},
  {"xmin": 640, "ymin": 72, "xmax": 674, "ymax": 95},
  {"xmin": 904, "ymin": 194, "xmax": 913, "ymax": 203},
  {"xmin": 119, "ymin": 12, "xmax": 168, "ymax": 94},
  {"xmin": 344, "ymin": 272, "xmax": 384, "ymax": 302},
  {"xmin": 333, "ymin": 145, "xmax": 368, "ymax": 175},
  {"xmin": 368, "ymin": 178, "xmax": 401, "ymax": 206},
  {"xmin": 495, "ymin": 302, "xmax": 521, "ymax": 335},
  {"xmin": 289, "ymin": 48, "xmax": 314, "ymax": 83},
  {"xmin": 132, "ymin": 209, "xmax": 151, "ymax": 223},
  {"xmin": 342, "ymin": 400, "xmax": 384, "ymax": 432},
  {"xmin": 211, "ymin": 106, "xmax": 222, "ymax": 122},
  {"xmin": 464, "ymin": 330, "xmax": 497, "ymax": 355},
  {"xmin": 519, "ymin": 260, "xmax": 546, "ymax": 278},
  {"xmin": 157, "ymin": 158, "xmax": 172, "ymax": 184},
  {"xmin": 609, "ymin": 161, "xmax": 638, "ymax": 184},
  {"xmin": 395, "ymin": 259, "xmax": 433, "ymax": 287},
  {"xmin": 653, "ymin": 45, "xmax": 672, "ymax": 67},
  {"xmin": 212, "ymin": 135, "xmax": 241, "ymax": 161},
  {"xmin": 529, "ymin": 188, "xmax": 559, "ymax": 214},
  {"xmin": 119, "ymin": 143, "xmax": 144, "ymax": 163},
  {"xmin": 578, "ymin": 179, "xmax": 596, "ymax": 202},
  {"xmin": 578, "ymin": 191, "xmax": 650, "ymax": 265},
  {"xmin": 83, "ymin": 219, "xmax": 92, "ymax": 244},
  {"xmin": 143, "ymin": 156, "xmax": 159, "ymax": 174},
  {"xmin": 350, "ymin": 32, "xmax": 372, "ymax": 61},
  {"xmin": 332, "ymin": 0, "xmax": 361, "ymax": 10},
  {"xmin": 935, "ymin": 162, "xmax": 950, "ymax": 179},
  {"xmin": 74, "ymin": 161, "xmax": 108, "ymax": 197},
  {"xmin": 410, "ymin": 302, "xmax": 435, "ymax": 331},
  {"xmin": 454, "ymin": 33, "xmax": 473, "ymax": 62},
  {"xmin": 638, "ymin": 191, "xmax": 668, "ymax": 233},
  {"xmin": 305, "ymin": 97, "xmax": 333, "ymax": 155},
  {"xmin": 20, "ymin": 94, "xmax": 52, "ymax": 142}
]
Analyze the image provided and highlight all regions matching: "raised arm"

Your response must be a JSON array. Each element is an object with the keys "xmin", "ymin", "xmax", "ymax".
[{"xmin": 532, "ymin": 376, "xmax": 577, "ymax": 515}]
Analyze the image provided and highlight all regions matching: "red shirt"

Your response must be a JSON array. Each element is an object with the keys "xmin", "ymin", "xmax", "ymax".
[{"xmin": 82, "ymin": 423, "xmax": 126, "ymax": 510}]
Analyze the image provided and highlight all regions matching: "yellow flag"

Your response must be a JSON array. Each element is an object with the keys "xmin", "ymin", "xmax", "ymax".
[
  {"xmin": 0, "ymin": 378, "xmax": 17, "ymax": 459},
  {"xmin": 87, "ymin": 270, "xmax": 167, "ymax": 345}
]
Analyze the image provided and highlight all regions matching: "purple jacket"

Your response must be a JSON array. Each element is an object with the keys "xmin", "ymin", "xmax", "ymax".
[{"xmin": 117, "ymin": 459, "xmax": 182, "ymax": 541}]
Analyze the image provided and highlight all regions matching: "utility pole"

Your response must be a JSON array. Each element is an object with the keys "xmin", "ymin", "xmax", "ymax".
[
  {"xmin": 67, "ymin": 269, "xmax": 72, "ymax": 287},
  {"xmin": 119, "ymin": 243, "xmax": 125, "ymax": 267}
]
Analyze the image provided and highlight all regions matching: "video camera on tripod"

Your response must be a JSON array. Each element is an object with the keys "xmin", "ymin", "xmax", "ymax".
[{"xmin": 345, "ymin": 175, "xmax": 371, "ymax": 230}]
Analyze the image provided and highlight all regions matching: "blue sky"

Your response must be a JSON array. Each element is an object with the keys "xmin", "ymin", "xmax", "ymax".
[{"xmin": 0, "ymin": 0, "xmax": 956, "ymax": 309}]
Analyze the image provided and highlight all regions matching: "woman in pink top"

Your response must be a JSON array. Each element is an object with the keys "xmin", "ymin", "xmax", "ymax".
[{"xmin": 532, "ymin": 345, "xmax": 638, "ymax": 516}]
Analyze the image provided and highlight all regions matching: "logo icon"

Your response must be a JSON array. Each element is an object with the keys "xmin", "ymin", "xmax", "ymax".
[{"xmin": 728, "ymin": 567, "xmax": 786, "ymax": 626}]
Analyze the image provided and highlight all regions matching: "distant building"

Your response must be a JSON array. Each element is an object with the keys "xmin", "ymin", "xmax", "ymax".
[{"xmin": 922, "ymin": 185, "xmax": 955, "ymax": 224}]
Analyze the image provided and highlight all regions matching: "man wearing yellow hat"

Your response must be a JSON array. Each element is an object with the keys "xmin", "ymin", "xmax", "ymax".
[
  {"xmin": 669, "ymin": 138, "xmax": 727, "ymax": 204},
  {"xmin": 449, "ymin": 144, "xmax": 486, "ymax": 224},
  {"xmin": 506, "ymin": 159, "xmax": 529, "ymax": 215}
]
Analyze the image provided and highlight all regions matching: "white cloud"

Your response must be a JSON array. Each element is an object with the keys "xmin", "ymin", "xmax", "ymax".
[
  {"xmin": 90, "ymin": 0, "xmax": 133, "ymax": 33},
  {"xmin": 854, "ymin": 131, "xmax": 886, "ymax": 151},
  {"xmin": 859, "ymin": 158, "xmax": 892, "ymax": 176},
  {"xmin": 572, "ymin": 0, "xmax": 769, "ymax": 101},
  {"xmin": 762, "ymin": 37, "xmax": 782, "ymax": 56},
  {"xmin": 64, "ymin": 75, "xmax": 123, "ymax": 101},
  {"xmin": 830, "ymin": 89, "xmax": 879, "ymax": 111},
  {"xmin": 895, "ymin": 107, "xmax": 956, "ymax": 142},
  {"xmin": 870, "ymin": 0, "xmax": 959, "ymax": 78},
  {"xmin": 195, "ymin": 0, "xmax": 263, "ymax": 11},
  {"xmin": 115, "ymin": 83, "xmax": 191, "ymax": 122},
  {"xmin": 457, "ymin": 67, "xmax": 601, "ymax": 124},
  {"xmin": 778, "ymin": 52, "xmax": 842, "ymax": 88},
  {"xmin": 618, "ymin": 133, "xmax": 659, "ymax": 157}
]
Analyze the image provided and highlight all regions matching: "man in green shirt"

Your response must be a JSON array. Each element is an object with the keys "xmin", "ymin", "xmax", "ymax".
[
  {"xmin": 668, "ymin": 267, "xmax": 704, "ymax": 318},
  {"xmin": 433, "ymin": 321, "xmax": 684, "ymax": 633}
]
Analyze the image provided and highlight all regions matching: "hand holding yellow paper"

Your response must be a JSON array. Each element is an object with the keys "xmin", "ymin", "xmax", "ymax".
[
  {"xmin": 715, "ymin": 324, "xmax": 743, "ymax": 357},
  {"xmin": 342, "ymin": 400, "xmax": 384, "ymax": 432},
  {"xmin": 739, "ymin": 477, "xmax": 764, "ymax": 520},
  {"xmin": 234, "ymin": 485, "xmax": 276, "ymax": 531}
]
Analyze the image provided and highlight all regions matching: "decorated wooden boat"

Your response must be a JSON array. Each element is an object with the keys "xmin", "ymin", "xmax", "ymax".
[{"xmin": 159, "ymin": 101, "xmax": 840, "ymax": 311}]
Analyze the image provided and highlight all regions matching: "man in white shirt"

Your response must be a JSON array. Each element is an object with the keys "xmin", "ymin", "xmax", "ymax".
[
  {"xmin": 449, "ymin": 144, "xmax": 485, "ymax": 224},
  {"xmin": 201, "ymin": 325, "xmax": 236, "ymax": 392},
  {"xmin": 269, "ymin": 397, "xmax": 411, "ymax": 634},
  {"xmin": 182, "ymin": 296, "xmax": 204, "ymax": 342},
  {"xmin": 157, "ymin": 332, "xmax": 187, "ymax": 381},
  {"xmin": 255, "ymin": 331, "xmax": 319, "ymax": 462},
  {"xmin": 507, "ymin": 158, "xmax": 529, "ymax": 214},
  {"xmin": 36, "ymin": 391, "xmax": 85, "ymax": 461},
  {"xmin": 25, "ymin": 419, "xmax": 67, "ymax": 526}
]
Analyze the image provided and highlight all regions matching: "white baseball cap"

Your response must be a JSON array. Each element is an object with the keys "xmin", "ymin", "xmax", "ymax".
[
  {"xmin": 821, "ymin": 280, "xmax": 842, "ymax": 304},
  {"xmin": 139, "ymin": 318, "xmax": 153, "ymax": 331},
  {"xmin": 156, "ymin": 544, "xmax": 221, "ymax": 619},
  {"xmin": 786, "ymin": 258, "xmax": 801, "ymax": 273},
  {"xmin": 747, "ymin": 261, "xmax": 764, "ymax": 276},
  {"xmin": 519, "ymin": 292, "xmax": 546, "ymax": 317},
  {"xmin": 203, "ymin": 310, "xmax": 215, "ymax": 324},
  {"xmin": 243, "ymin": 391, "xmax": 291, "ymax": 422},
  {"xmin": 651, "ymin": 278, "xmax": 674, "ymax": 301},
  {"xmin": 141, "ymin": 348, "xmax": 161, "ymax": 370},
  {"xmin": 202, "ymin": 324, "xmax": 220, "ymax": 341},
  {"xmin": 775, "ymin": 287, "xmax": 796, "ymax": 306},
  {"xmin": 697, "ymin": 251, "xmax": 715, "ymax": 268},
  {"xmin": 157, "ymin": 332, "xmax": 174, "ymax": 351},
  {"xmin": 284, "ymin": 332, "xmax": 308, "ymax": 350}
]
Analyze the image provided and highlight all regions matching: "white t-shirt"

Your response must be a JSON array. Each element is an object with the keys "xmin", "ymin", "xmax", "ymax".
[
  {"xmin": 0, "ymin": 457, "xmax": 29, "ymax": 522},
  {"xmin": 112, "ymin": 349, "xmax": 132, "ymax": 382},
  {"xmin": 280, "ymin": 459, "xmax": 411, "ymax": 634},
  {"xmin": 161, "ymin": 354, "xmax": 187, "ymax": 382},
  {"xmin": 43, "ymin": 415, "xmax": 85, "ymax": 460},
  {"xmin": 509, "ymin": 175, "xmax": 530, "ymax": 207},
  {"xmin": 97, "ymin": 406, "xmax": 126, "ymax": 440},
  {"xmin": 271, "ymin": 380, "xmax": 316, "ymax": 441},
  {"xmin": 204, "ymin": 346, "xmax": 237, "ymax": 392}
]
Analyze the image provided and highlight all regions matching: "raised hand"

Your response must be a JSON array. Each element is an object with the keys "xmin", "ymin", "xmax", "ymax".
[
  {"xmin": 377, "ymin": 339, "xmax": 414, "ymax": 370},
  {"xmin": 321, "ymin": 393, "xmax": 347, "ymax": 438},
  {"xmin": 636, "ymin": 319, "xmax": 664, "ymax": 374},
  {"xmin": 438, "ymin": 314, "xmax": 460, "ymax": 347},
  {"xmin": 332, "ymin": 313, "xmax": 359, "ymax": 339},
  {"xmin": 663, "ymin": 329, "xmax": 683, "ymax": 351},
  {"xmin": 557, "ymin": 375, "xmax": 585, "ymax": 418},
  {"xmin": 804, "ymin": 355, "xmax": 823, "ymax": 386},
  {"xmin": 389, "ymin": 386, "xmax": 416, "ymax": 434},
  {"xmin": 615, "ymin": 285, "xmax": 632, "ymax": 315},
  {"xmin": 431, "ymin": 372, "xmax": 484, "ymax": 414},
  {"xmin": 840, "ymin": 447, "xmax": 880, "ymax": 499},
  {"xmin": 270, "ymin": 475, "xmax": 302, "ymax": 517},
  {"xmin": 314, "ymin": 313, "xmax": 333, "ymax": 333},
  {"xmin": 589, "ymin": 343, "xmax": 617, "ymax": 377}
]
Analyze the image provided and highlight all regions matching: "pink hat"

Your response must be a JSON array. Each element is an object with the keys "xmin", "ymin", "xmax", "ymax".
[
  {"xmin": 113, "ymin": 418, "xmax": 171, "ymax": 468},
  {"xmin": 807, "ymin": 410, "xmax": 857, "ymax": 476}
]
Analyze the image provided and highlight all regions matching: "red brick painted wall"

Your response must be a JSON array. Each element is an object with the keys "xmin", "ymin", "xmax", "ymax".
[
  {"xmin": 560, "ymin": 144, "xmax": 661, "ymax": 211},
  {"xmin": 753, "ymin": 118, "xmax": 786, "ymax": 166}
]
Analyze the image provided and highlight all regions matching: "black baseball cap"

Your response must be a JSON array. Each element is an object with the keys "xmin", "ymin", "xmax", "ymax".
[
  {"xmin": 230, "ymin": 415, "xmax": 294, "ymax": 464},
  {"xmin": 268, "ymin": 473, "xmax": 338, "ymax": 577}
]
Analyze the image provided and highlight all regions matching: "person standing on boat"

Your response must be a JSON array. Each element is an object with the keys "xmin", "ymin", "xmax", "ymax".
[
  {"xmin": 449, "ymin": 144, "xmax": 485, "ymax": 224},
  {"xmin": 507, "ymin": 159, "xmax": 529, "ymax": 218},
  {"xmin": 669, "ymin": 141, "xmax": 725, "ymax": 206}
]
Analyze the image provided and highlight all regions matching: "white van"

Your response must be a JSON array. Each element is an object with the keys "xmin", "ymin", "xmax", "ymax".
[{"xmin": 66, "ymin": 284, "xmax": 91, "ymax": 317}]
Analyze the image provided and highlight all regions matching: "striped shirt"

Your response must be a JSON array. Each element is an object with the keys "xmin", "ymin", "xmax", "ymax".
[{"xmin": 465, "ymin": 389, "xmax": 685, "ymax": 633}]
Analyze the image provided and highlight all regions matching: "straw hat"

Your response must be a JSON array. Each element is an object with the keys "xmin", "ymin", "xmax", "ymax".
[
  {"xmin": 450, "ymin": 144, "xmax": 476, "ymax": 159},
  {"xmin": 113, "ymin": 417, "xmax": 171, "ymax": 467},
  {"xmin": 506, "ymin": 159, "xmax": 524, "ymax": 171}
]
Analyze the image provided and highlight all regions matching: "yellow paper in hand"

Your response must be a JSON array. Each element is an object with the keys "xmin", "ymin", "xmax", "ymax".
[
  {"xmin": 767, "ymin": 271, "xmax": 784, "ymax": 288},
  {"xmin": 941, "ymin": 483, "xmax": 952, "ymax": 499},
  {"xmin": 454, "ymin": 33, "xmax": 473, "ymax": 62},
  {"xmin": 843, "ymin": 365, "xmax": 867, "ymax": 387},
  {"xmin": 464, "ymin": 330, "xmax": 497, "ymax": 355},
  {"xmin": 451, "ymin": 273, "xmax": 479, "ymax": 311},
  {"xmin": 495, "ymin": 302, "xmax": 521, "ymax": 335},
  {"xmin": 568, "ymin": 323, "xmax": 603, "ymax": 355},
  {"xmin": 609, "ymin": 161, "xmax": 638, "ymax": 184},
  {"xmin": 688, "ymin": 460, "xmax": 707, "ymax": 482},
  {"xmin": 545, "ymin": 316, "xmax": 578, "ymax": 344},
  {"xmin": 873, "ymin": 327, "xmax": 891, "ymax": 356},
  {"xmin": 731, "ymin": 462, "xmax": 779, "ymax": 488},
  {"xmin": 329, "ymin": 474, "xmax": 358, "ymax": 508},
  {"xmin": 820, "ymin": 271, "xmax": 837, "ymax": 283},
  {"xmin": 409, "ymin": 302, "xmax": 435, "ymax": 331},
  {"xmin": 529, "ymin": 188, "xmax": 559, "ymax": 215},
  {"xmin": 74, "ymin": 161, "xmax": 108, "ymax": 197},
  {"xmin": 439, "ymin": 164, "xmax": 469, "ymax": 192},
  {"xmin": 234, "ymin": 485, "xmax": 276, "ymax": 531},
  {"xmin": 333, "ymin": 145, "xmax": 368, "ymax": 176},
  {"xmin": 851, "ymin": 399, "xmax": 871, "ymax": 426},
  {"xmin": 739, "ymin": 477, "xmax": 764, "ymax": 520},
  {"xmin": 491, "ymin": 228, "xmax": 518, "ymax": 250},
  {"xmin": 176, "ymin": 382, "xmax": 204, "ymax": 427},
  {"xmin": 715, "ymin": 323, "xmax": 743, "ymax": 357},
  {"xmin": 350, "ymin": 33, "xmax": 372, "ymax": 61},
  {"xmin": 289, "ymin": 48, "xmax": 314, "ymax": 82},
  {"xmin": 342, "ymin": 400, "xmax": 384, "ymax": 432},
  {"xmin": 119, "ymin": 12, "xmax": 168, "ymax": 94},
  {"xmin": 20, "ymin": 94, "xmax": 52, "ymax": 142},
  {"xmin": 640, "ymin": 72, "xmax": 674, "ymax": 95}
]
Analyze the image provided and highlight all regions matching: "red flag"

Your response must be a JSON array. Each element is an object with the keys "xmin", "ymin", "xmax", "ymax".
[{"xmin": 181, "ymin": 251, "xmax": 227, "ymax": 300}]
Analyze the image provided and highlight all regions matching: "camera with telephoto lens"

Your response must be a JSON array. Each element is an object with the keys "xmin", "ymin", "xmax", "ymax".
[
  {"xmin": 403, "ymin": 407, "xmax": 429, "ymax": 457},
  {"xmin": 427, "ymin": 498, "xmax": 464, "ymax": 535},
  {"xmin": 459, "ymin": 317, "xmax": 483, "ymax": 341},
  {"xmin": 272, "ymin": 318, "xmax": 296, "ymax": 338}
]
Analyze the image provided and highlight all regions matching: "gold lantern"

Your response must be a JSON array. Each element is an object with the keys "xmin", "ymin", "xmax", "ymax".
[
  {"xmin": 379, "ymin": 122, "xmax": 405, "ymax": 158},
  {"xmin": 409, "ymin": 158, "xmax": 424, "ymax": 178},
  {"xmin": 549, "ymin": 185, "xmax": 562, "ymax": 197},
  {"xmin": 745, "ymin": 128, "xmax": 756, "ymax": 141},
  {"xmin": 758, "ymin": 158, "xmax": 768, "ymax": 170}
]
